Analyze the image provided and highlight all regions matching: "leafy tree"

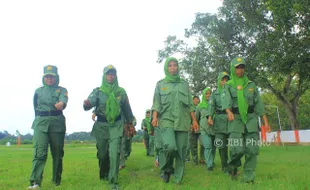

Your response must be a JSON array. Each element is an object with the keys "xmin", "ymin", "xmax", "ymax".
[{"xmin": 157, "ymin": 0, "xmax": 310, "ymax": 129}]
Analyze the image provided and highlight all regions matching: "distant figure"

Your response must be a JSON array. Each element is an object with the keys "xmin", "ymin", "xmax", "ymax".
[{"xmin": 28, "ymin": 65, "xmax": 68, "ymax": 189}]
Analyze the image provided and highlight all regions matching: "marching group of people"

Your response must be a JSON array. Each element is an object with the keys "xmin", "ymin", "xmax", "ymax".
[{"xmin": 27, "ymin": 56, "xmax": 270, "ymax": 190}]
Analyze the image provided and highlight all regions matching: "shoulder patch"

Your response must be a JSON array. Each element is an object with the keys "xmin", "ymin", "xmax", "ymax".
[
  {"xmin": 56, "ymin": 89, "xmax": 61, "ymax": 93},
  {"xmin": 161, "ymin": 87, "xmax": 168, "ymax": 91},
  {"xmin": 248, "ymin": 88, "xmax": 254, "ymax": 93}
]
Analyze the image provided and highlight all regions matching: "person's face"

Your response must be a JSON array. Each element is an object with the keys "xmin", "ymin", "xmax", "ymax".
[
  {"xmin": 44, "ymin": 75, "xmax": 56, "ymax": 86},
  {"xmin": 146, "ymin": 112, "xmax": 150, "ymax": 118},
  {"xmin": 235, "ymin": 64, "xmax": 245, "ymax": 78},
  {"xmin": 221, "ymin": 76, "xmax": 229, "ymax": 87},
  {"xmin": 106, "ymin": 70, "xmax": 116, "ymax": 84},
  {"xmin": 168, "ymin": 60, "xmax": 178, "ymax": 75},
  {"xmin": 205, "ymin": 90, "xmax": 211, "ymax": 100},
  {"xmin": 193, "ymin": 97, "xmax": 200, "ymax": 106}
]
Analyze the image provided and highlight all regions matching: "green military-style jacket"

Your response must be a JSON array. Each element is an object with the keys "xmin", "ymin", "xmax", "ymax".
[
  {"xmin": 84, "ymin": 87, "xmax": 134, "ymax": 139},
  {"xmin": 195, "ymin": 106, "xmax": 214, "ymax": 135},
  {"xmin": 221, "ymin": 81, "xmax": 265, "ymax": 133},
  {"xmin": 208, "ymin": 89, "xmax": 228, "ymax": 134},
  {"xmin": 152, "ymin": 79, "xmax": 194, "ymax": 132},
  {"xmin": 32, "ymin": 86, "xmax": 68, "ymax": 132},
  {"xmin": 141, "ymin": 119, "xmax": 153, "ymax": 135}
]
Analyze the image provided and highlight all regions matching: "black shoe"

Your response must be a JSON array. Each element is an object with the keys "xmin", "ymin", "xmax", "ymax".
[
  {"xmin": 207, "ymin": 167, "xmax": 213, "ymax": 171},
  {"xmin": 229, "ymin": 168, "xmax": 239, "ymax": 180},
  {"xmin": 161, "ymin": 172, "xmax": 171, "ymax": 183},
  {"xmin": 241, "ymin": 179, "xmax": 254, "ymax": 184}
]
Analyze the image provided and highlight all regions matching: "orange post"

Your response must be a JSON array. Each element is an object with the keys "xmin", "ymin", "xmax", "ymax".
[
  {"xmin": 17, "ymin": 136, "xmax": 21, "ymax": 148},
  {"xmin": 294, "ymin": 130, "xmax": 300, "ymax": 143},
  {"xmin": 261, "ymin": 126, "xmax": 266, "ymax": 143},
  {"xmin": 276, "ymin": 130, "xmax": 281, "ymax": 145}
]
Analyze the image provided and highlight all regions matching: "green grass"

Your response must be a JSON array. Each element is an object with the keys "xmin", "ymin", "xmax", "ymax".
[{"xmin": 0, "ymin": 143, "xmax": 309, "ymax": 190}]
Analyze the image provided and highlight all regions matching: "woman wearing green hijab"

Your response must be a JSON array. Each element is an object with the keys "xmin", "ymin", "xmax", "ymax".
[
  {"xmin": 152, "ymin": 57, "xmax": 199, "ymax": 184},
  {"xmin": 221, "ymin": 57, "xmax": 270, "ymax": 183},
  {"xmin": 207, "ymin": 72, "xmax": 230, "ymax": 173},
  {"xmin": 196, "ymin": 87, "xmax": 216, "ymax": 171},
  {"xmin": 83, "ymin": 65, "xmax": 134, "ymax": 189}
]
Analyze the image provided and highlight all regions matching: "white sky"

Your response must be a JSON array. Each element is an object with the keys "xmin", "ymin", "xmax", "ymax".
[{"xmin": 0, "ymin": 0, "xmax": 222, "ymax": 135}]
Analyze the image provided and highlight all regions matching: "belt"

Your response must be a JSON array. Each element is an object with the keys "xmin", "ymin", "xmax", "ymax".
[
  {"xmin": 36, "ymin": 110, "xmax": 63, "ymax": 116},
  {"xmin": 215, "ymin": 110, "xmax": 226, "ymax": 114},
  {"xmin": 232, "ymin": 106, "xmax": 254, "ymax": 114},
  {"xmin": 97, "ymin": 115, "xmax": 121, "ymax": 122}
]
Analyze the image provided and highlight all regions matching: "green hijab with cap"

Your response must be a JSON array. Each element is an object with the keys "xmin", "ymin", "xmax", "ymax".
[
  {"xmin": 164, "ymin": 57, "xmax": 181, "ymax": 83},
  {"xmin": 100, "ymin": 65, "xmax": 122, "ymax": 124},
  {"xmin": 42, "ymin": 65, "xmax": 59, "ymax": 87},
  {"xmin": 217, "ymin": 71, "xmax": 230, "ymax": 93},
  {"xmin": 227, "ymin": 57, "xmax": 249, "ymax": 124},
  {"xmin": 198, "ymin": 87, "xmax": 211, "ymax": 109}
]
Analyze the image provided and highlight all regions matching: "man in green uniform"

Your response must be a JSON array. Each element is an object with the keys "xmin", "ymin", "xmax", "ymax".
[
  {"xmin": 83, "ymin": 65, "xmax": 134, "ymax": 190},
  {"xmin": 208, "ymin": 72, "xmax": 230, "ymax": 173},
  {"xmin": 190, "ymin": 95, "xmax": 205, "ymax": 165},
  {"xmin": 152, "ymin": 57, "xmax": 199, "ymax": 184},
  {"xmin": 141, "ymin": 110, "xmax": 152, "ymax": 156},
  {"xmin": 28, "ymin": 65, "xmax": 68, "ymax": 190},
  {"xmin": 221, "ymin": 57, "xmax": 271, "ymax": 183},
  {"xmin": 196, "ymin": 88, "xmax": 216, "ymax": 171},
  {"xmin": 119, "ymin": 116, "xmax": 137, "ymax": 169}
]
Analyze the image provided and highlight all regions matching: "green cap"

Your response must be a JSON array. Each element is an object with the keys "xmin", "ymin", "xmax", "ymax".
[
  {"xmin": 43, "ymin": 65, "xmax": 58, "ymax": 76},
  {"xmin": 103, "ymin": 65, "xmax": 117, "ymax": 74},
  {"xmin": 220, "ymin": 71, "xmax": 230, "ymax": 80},
  {"xmin": 146, "ymin": 109, "xmax": 151, "ymax": 113},
  {"xmin": 231, "ymin": 57, "xmax": 245, "ymax": 67}
]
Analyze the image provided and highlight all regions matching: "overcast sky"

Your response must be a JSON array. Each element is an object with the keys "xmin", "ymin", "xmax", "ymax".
[{"xmin": 0, "ymin": 0, "xmax": 222, "ymax": 135}]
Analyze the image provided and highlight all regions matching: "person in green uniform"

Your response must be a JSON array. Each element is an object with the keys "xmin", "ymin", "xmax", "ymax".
[
  {"xmin": 141, "ymin": 110, "xmax": 152, "ymax": 156},
  {"xmin": 27, "ymin": 65, "xmax": 68, "ymax": 190},
  {"xmin": 221, "ymin": 57, "xmax": 271, "ymax": 183},
  {"xmin": 83, "ymin": 65, "xmax": 134, "ymax": 189},
  {"xmin": 196, "ymin": 87, "xmax": 216, "ymax": 171},
  {"xmin": 190, "ymin": 95, "xmax": 205, "ymax": 165},
  {"xmin": 119, "ymin": 116, "xmax": 137, "ymax": 169},
  {"xmin": 208, "ymin": 71, "xmax": 230, "ymax": 173},
  {"xmin": 152, "ymin": 57, "xmax": 199, "ymax": 184},
  {"xmin": 185, "ymin": 95, "xmax": 200, "ymax": 162}
]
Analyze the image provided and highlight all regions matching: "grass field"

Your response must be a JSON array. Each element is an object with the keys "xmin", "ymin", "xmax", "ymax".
[{"xmin": 0, "ymin": 143, "xmax": 309, "ymax": 190}]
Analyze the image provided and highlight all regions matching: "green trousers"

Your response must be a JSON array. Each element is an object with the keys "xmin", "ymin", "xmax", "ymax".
[
  {"xmin": 148, "ymin": 135, "xmax": 155, "ymax": 156},
  {"xmin": 91, "ymin": 120, "xmax": 124, "ymax": 185},
  {"xmin": 215, "ymin": 133, "xmax": 229, "ymax": 171},
  {"xmin": 154, "ymin": 127, "xmax": 165, "ymax": 175},
  {"xmin": 143, "ymin": 131, "xmax": 150, "ymax": 156},
  {"xmin": 119, "ymin": 136, "xmax": 132, "ymax": 167},
  {"xmin": 228, "ymin": 132, "xmax": 259, "ymax": 182},
  {"xmin": 189, "ymin": 132, "xmax": 204, "ymax": 164},
  {"xmin": 30, "ymin": 129, "xmax": 65, "ymax": 186},
  {"xmin": 201, "ymin": 133, "xmax": 216, "ymax": 168},
  {"xmin": 160, "ymin": 127, "xmax": 188, "ymax": 183},
  {"xmin": 185, "ymin": 132, "xmax": 191, "ymax": 161}
]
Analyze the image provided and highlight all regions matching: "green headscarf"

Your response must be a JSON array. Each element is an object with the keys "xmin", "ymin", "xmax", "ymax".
[
  {"xmin": 100, "ymin": 65, "xmax": 122, "ymax": 124},
  {"xmin": 198, "ymin": 87, "xmax": 211, "ymax": 109},
  {"xmin": 217, "ymin": 71, "xmax": 230, "ymax": 93},
  {"xmin": 144, "ymin": 109, "xmax": 151, "ymax": 122},
  {"xmin": 164, "ymin": 57, "xmax": 181, "ymax": 83},
  {"xmin": 227, "ymin": 57, "xmax": 249, "ymax": 124}
]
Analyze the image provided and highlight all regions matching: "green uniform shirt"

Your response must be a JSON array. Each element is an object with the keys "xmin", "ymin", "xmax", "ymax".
[
  {"xmin": 32, "ymin": 86, "xmax": 68, "ymax": 132},
  {"xmin": 195, "ymin": 107, "xmax": 214, "ymax": 135},
  {"xmin": 221, "ymin": 81, "xmax": 265, "ymax": 133},
  {"xmin": 208, "ymin": 89, "xmax": 228, "ymax": 134},
  {"xmin": 141, "ymin": 119, "xmax": 153, "ymax": 135},
  {"xmin": 152, "ymin": 79, "xmax": 194, "ymax": 132},
  {"xmin": 84, "ymin": 87, "xmax": 133, "ymax": 123}
]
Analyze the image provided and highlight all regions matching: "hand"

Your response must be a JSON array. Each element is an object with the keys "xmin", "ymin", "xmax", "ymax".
[
  {"xmin": 152, "ymin": 118, "xmax": 158, "ymax": 128},
  {"xmin": 192, "ymin": 120, "xmax": 199, "ymax": 132},
  {"xmin": 227, "ymin": 111, "xmax": 235, "ymax": 121},
  {"xmin": 92, "ymin": 113, "xmax": 96, "ymax": 121},
  {"xmin": 208, "ymin": 118, "xmax": 214, "ymax": 126},
  {"xmin": 54, "ymin": 101, "xmax": 64, "ymax": 111},
  {"xmin": 83, "ymin": 99, "xmax": 91, "ymax": 107}
]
